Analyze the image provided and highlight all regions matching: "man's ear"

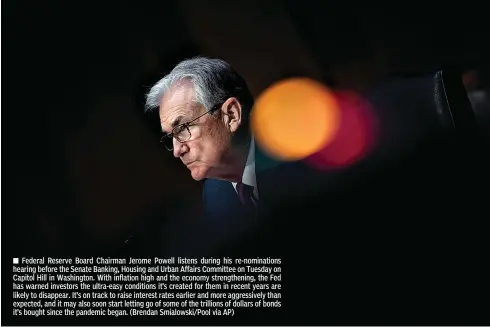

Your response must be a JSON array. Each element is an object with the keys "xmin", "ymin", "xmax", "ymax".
[{"xmin": 220, "ymin": 97, "xmax": 242, "ymax": 132}]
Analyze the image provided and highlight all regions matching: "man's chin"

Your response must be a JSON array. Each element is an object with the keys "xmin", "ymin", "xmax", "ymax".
[{"xmin": 189, "ymin": 166, "xmax": 207, "ymax": 181}]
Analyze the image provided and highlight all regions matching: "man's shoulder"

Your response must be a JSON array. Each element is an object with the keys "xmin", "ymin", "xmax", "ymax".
[
  {"xmin": 203, "ymin": 178, "xmax": 230, "ymax": 190},
  {"xmin": 202, "ymin": 178, "xmax": 244, "ymax": 222},
  {"xmin": 202, "ymin": 179, "xmax": 234, "ymax": 202}
]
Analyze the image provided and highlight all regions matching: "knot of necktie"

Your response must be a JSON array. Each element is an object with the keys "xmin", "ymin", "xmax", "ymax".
[{"xmin": 236, "ymin": 182, "xmax": 257, "ymax": 209}]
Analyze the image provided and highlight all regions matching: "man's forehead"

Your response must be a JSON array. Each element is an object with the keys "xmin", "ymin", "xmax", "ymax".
[{"xmin": 159, "ymin": 83, "xmax": 196, "ymax": 130}]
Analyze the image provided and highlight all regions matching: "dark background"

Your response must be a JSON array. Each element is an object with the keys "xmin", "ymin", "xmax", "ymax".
[{"xmin": 2, "ymin": 0, "xmax": 489, "ymax": 325}]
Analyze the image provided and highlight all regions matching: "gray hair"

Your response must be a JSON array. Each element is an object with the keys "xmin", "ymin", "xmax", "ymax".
[{"xmin": 145, "ymin": 57, "xmax": 253, "ymax": 114}]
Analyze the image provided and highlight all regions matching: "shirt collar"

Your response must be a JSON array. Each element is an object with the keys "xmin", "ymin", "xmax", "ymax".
[{"xmin": 232, "ymin": 137, "xmax": 258, "ymax": 197}]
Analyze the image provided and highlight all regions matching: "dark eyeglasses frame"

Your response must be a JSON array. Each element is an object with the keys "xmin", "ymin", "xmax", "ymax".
[{"xmin": 160, "ymin": 104, "xmax": 221, "ymax": 151}]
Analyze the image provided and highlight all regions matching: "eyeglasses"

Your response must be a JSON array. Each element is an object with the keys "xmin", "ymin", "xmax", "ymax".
[{"xmin": 160, "ymin": 105, "xmax": 220, "ymax": 151}]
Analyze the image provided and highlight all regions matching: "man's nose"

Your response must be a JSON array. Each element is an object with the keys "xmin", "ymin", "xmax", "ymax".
[{"xmin": 173, "ymin": 140, "xmax": 188, "ymax": 158}]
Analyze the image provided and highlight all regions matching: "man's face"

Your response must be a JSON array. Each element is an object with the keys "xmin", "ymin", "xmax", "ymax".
[{"xmin": 159, "ymin": 82, "xmax": 235, "ymax": 181}]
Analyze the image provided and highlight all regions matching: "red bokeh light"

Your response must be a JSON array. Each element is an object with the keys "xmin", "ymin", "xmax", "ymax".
[{"xmin": 305, "ymin": 91, "xmax": 378, "ymax": 170}]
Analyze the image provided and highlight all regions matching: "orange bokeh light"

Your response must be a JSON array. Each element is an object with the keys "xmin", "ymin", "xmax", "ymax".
[{"xmin": 251, "ymin": 78, "xmax": 340, "ymax": 161}]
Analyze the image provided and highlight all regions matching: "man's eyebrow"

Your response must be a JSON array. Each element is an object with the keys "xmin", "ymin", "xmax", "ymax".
[
  {"xmin": 161, "ymin": 115, "xmax": 184, "ymax": 133},
  {"xmin": 171, "ymin": 116, "xmax": 184, "ymax": 128}
]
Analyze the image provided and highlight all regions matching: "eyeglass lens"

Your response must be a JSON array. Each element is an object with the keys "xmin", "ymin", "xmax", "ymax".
[{"xmin": 161, "ymin": 125, "xmax": 191, "ymax": 151}]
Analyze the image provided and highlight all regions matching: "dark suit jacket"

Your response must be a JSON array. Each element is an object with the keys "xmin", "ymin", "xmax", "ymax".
[
  {"xmin": 200, "ymin": 145, "xmax": 321, "ymax": 255},
  {"xmin": 201, "ymin": 178, "xmax": 264, "ymax": 247},
  {"xmin": 202, "ymin": 144, "xmax": 309, "ymax": 217}
]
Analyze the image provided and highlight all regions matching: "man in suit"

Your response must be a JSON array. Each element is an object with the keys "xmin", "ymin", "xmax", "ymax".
[
  {"xmin": 144, "ymin": 56, "xmax": 320, "ymax": 255},
  {"xmin": 145, "ymin": 57, "xmax": 267, "ymax": 245}
]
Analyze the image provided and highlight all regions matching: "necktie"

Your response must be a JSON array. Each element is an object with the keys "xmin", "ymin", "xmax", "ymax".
[{"xmin": 236, "ymin": 182, "xmax": 257, "ymax": 211}]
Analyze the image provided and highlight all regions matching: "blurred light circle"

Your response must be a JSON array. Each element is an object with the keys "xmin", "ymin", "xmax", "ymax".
[
  {"xmin": 305, "ymin": 91, "xmax": 378, "ymax": 169},
  {"xmin": 251, "ymin": 78, "xmax": 340, "ymax": 161}
]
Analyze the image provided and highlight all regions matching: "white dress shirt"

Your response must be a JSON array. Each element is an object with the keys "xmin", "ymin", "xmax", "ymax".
[{"xmin": 232, "ymin": 138, "xmax": 259, "ymax": 200}]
